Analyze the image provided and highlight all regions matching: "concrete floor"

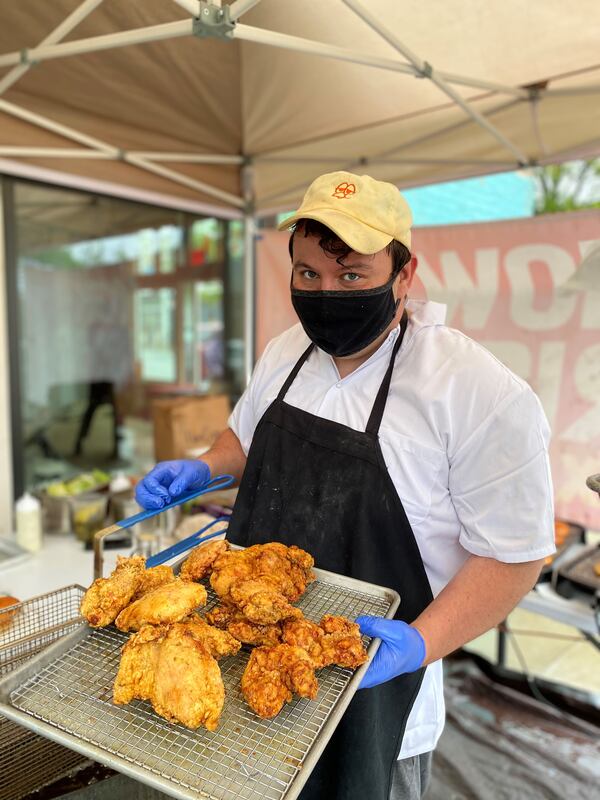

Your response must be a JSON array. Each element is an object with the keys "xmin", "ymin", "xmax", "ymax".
[
  {"xmin": 465, "ymin": 604, "xmax": 600, "ymax": 695},
  {"xmin": 466, "ymin": 529, "xmax": 600, "ymax": 697}
]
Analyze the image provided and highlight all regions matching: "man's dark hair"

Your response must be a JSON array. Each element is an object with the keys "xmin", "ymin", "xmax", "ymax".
[{"xmin": 288, "ymin": 218, "xmax": 411, "ymax": 276}]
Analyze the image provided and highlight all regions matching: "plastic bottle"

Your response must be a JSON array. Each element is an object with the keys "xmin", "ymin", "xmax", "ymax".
[
  {"xmin": 109, "ymin": 472, "xmax": 132, "ymax": 495},
  {"xmin": 15, "ymin": 492, "xmax": 43, "ymax": 553}
]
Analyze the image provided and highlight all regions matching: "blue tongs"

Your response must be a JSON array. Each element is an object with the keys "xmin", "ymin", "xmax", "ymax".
[{"xmin": 92, "ymin": 474, "xmax": 234, "ymax": 579}]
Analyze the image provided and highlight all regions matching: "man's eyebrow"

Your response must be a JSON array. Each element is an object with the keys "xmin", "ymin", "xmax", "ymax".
[{"xmin": 292, "ymin": 260, "xmax": 373, "ymax": 270}]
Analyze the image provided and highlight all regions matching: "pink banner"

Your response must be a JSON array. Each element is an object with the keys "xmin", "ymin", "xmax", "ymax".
[{"xmin": 256, "ymin": 210, "xmax": 600, "ymax": 529}]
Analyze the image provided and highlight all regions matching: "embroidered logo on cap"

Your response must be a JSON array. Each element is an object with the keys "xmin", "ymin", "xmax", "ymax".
[{"xmin": 332, "ymin": 182, "xmax": 356, "ymax": 199}]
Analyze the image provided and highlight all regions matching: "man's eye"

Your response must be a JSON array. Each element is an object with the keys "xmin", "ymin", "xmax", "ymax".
[
  {"xmin": 302, "ymin": 270, "xmax": 318, "ymax": 280},
  {"xmin": 342, "ymin": 272, "xmax": 360, "ymax": 282}
]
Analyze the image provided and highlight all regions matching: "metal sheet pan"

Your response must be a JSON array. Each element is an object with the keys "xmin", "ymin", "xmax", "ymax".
[{"xmin": 0, "ymin": 561, "xmax": 399, "ymax": 800}]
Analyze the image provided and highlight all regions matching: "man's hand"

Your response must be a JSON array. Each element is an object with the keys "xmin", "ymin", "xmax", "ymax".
[
  {"xmin": 356, "ymin": 617, "xmax": 426, "ymax": 689},
  {"xmin": 135, "ymin": 460, "xmax": 210, "ymax": 509}
]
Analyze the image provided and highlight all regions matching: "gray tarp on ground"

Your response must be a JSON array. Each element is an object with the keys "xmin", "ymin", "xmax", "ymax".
[{"xmin": 427, "ymin": 661, "xmax": 600, "ymax": 800}]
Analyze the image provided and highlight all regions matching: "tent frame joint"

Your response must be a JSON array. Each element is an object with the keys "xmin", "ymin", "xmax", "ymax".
[
  {"xmin": 416, "ymin": 60, "xmax": 433, "ymax": 79},
  {"xmin": 192, "ymin": 2, "xmax": 235, "ymax": 40},
  {"xmin": 20, "ymin": 48, "xmax": 37, "ymax": 67}
]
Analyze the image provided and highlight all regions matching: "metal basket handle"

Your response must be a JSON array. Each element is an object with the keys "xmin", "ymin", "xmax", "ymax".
[{"xmin": 93, "ymin": 474, "xmax": 234, "ymax": 578}]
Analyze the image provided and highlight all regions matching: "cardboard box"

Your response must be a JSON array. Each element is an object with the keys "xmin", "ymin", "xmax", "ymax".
[{"xmin": 152, "ymin": 395, "xmax": 230, "ymax": 462}]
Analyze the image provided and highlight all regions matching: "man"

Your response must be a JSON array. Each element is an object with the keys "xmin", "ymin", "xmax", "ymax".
[{"xmin": 136, "ymin": 172, "xmax": 555, "ymax": 800}]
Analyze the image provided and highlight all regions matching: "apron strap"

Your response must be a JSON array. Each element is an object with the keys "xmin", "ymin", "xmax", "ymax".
[
  {"xmin": 366, "ymin": 311, "xmax": 409, "ymax": 436},
  {"xmin": 277, "ymin": 342, "xmax": 315, "ymax": 400}
]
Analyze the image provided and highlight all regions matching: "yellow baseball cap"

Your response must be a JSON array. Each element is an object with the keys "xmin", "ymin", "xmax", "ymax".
[{"xmin": 277, "ymin": 171, "xmax": 412, "ymax": 253}]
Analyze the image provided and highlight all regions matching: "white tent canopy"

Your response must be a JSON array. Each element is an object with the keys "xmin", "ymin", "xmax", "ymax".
[
  {"xmin": 1, "ymin": 0, "xmax": 600, "ymax": 377},
  {"xmin": 1, "ymin": 0, "xmax": 600, "ymax": 213}
]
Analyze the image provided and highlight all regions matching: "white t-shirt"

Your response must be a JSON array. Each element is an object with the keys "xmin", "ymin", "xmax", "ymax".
[{"xmin": 229, "ymin": 300, "xmax": 555, "ymax": 758}]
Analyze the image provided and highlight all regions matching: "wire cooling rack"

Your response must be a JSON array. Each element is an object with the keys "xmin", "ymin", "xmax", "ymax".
[
  {"xmin": 3, "ymin": 574, "xmax": 396, "ymax": 800},
  {"xmin": 0, "ymin": 585, "xmax": 89, "ymax": 800}
]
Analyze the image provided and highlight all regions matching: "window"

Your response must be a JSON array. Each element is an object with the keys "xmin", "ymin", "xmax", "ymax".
[{"xmin": 6, "ymin": 179, "xmax": 240, "ymax": 493}]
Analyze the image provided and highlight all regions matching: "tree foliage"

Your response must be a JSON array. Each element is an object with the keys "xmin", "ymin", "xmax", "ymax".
[{"xmin": 533, "ymin": 159, "xmax": 600, "ymax": 215}]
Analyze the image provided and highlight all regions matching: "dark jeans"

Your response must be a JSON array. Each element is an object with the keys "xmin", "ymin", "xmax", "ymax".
[{"xmin": 390, "ymin": 752, "xmax": 433, "ymax": 799}]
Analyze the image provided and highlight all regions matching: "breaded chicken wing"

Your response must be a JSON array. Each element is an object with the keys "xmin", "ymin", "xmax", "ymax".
[
  {"xmin": 229, "ymin": 579, "xmax": 303, "ymax": 625},
  {"xmin": 179, "ymin": 539, "xmax": 229, "ymax": 581},
  {"xmin": 132, "ymin": 565, "xmax": 175, "ymax": 600},
  {"xmin": 282, "ymin": 615, "xmax": 368, "ymax": 669},
  {"xmin": 318, "ymin": 614, "xmax": 368, "ymax": 669},
  {"xmin": 180, "ymin": 613, "xmax": 241, "ymax": 658},
  {"xmin": 210, "ymin": 543, "xmax": 314, "ymax": 624},
  {"xmin": 206, "ymin": 605, "xmax": 283, "ymax": 646},
  {"xmin": 80, "ymin": 555, "xmax": 146, "ymax": 627},
  {"xmin": 115, "ymin": 578, "xmax": 207, "ymax": 632},
  {"xmin": 210, "ymin": 543, "xmax": 314, "ymax": 603},
  {"xmin": 241, "ymin": 644, "xmax": 318, "ymax": 718}
]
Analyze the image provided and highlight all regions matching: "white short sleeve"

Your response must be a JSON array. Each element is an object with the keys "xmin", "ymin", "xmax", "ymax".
[
  {"xmin": 228, "ymin": 340, "xmax": 276, "ymax": 456},
  {"xmin": 449, "ymin": 386, "xmax": 555, "ymax": 563}
]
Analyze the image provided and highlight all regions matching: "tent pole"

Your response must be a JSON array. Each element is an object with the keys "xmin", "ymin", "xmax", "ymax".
[
  {"xmin": 0, "ymin": 98, "xmax": 117, "ymax": 155},
  {"xmin": 341, "ymin": 0, "xmax": 529, "ymax": 164},
  {"xmin": 0, "ymin": 20, "xmax": 193, "ymax": 68},
  {"xmin": 0, "ymin": 0, "xmax": 104, "ymax": 95},
  {"xmin": 171, "ymin": 0, "xmax": 200, "ymax": 15},
  {"xmin": 242, "ymin": 163, "xmax": 256, "ymax": 385},
  {"xmin": 233, "ymin": 25, "xmax": 527, "ymax": 99},
  {"xmin": 126, "ymin": 155, "xmax": 245, "ymax": 208},
  {"xmin": 130, "ymin": 152, "xmax": 245, "ymax": 164},
  {"xmin": 256, "ymin": 155, "xmax": 515, "ymax": 167},
  {"xmin": 0, "ymin": 147, "xmax": 111, "ymax": 158},
  {"xmin": 0, "ymin": 99, "xmax": 244, "ymax": 208},
  {"xmin": 259, "ymin": 98, "xmax": 522, "ymax": 206},
  {"xmin": 0, "ymin": 182, "xmax": 14, "ymax": 535},
  {"xmin": 229, "ymin": 0, "xmax": 264, "ymax": 20},
  {"xmin": 362, "ymin": 99, "xmax": 521, "ymax": 163},
  {"xmin": 0, "ymin": 148, "xmax": 244, "ymax": 165},
  {"xmin": 544, "ymin": 86, "xmax": 600, "ymax": 96},
  {"xmin": 0, "ymin": 16, "xmax": 525, "ymax": 101}
]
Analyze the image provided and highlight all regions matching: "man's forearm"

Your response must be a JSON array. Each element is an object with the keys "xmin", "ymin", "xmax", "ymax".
[
  {"xmin": 412, "ymin": 554, "xmax": 544, "ymax": 665},
  {"xmin": 200, "ymin": 427, "xmax": 247, "ymax": 485}
]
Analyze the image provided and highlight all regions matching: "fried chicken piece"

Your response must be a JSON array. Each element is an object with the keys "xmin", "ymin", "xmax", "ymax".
[
  {"xmin": 152, "ymin": 627, "xmax": 224, "ymax": 731},
  {"xmin": 210, "ymin": 543, "xmax": 315, "ymax": 605},
  {"xmin": 282, "ymin": 615, "xmax": 368, "ymax": 669},
  {"xmin": 179, "ymin": 539, "xmax": 229, "ymax": 581},
  {"xmin": 241, "ymin": 644, "xmax": 318, "ymax": 718},
  {"xmin": 132, "ymin": 565, "xmax": 175, "ymax": 600},
  {"xmin": 113, "ymin": 623, "xmax": 164, "ymax": 705},
  {"xmin": 318, "ymin": 615, "xmax": 368, "ymax": 669},
  {"xmin": 206, "ymin": 604, "xmax": 283, "ymax": 646},
  {"xmin": 180, "ymin": 613, "xmax": 241, "ymax": 658},
  {"xmin": 114, "ymin": 624, "xmax": 224, "ymax": 731},
  {"xmin": 229, "ymin": 579, "xmax": 303, "ymax": 625},
  {"xmin": 281, "ymin": 617, "xmax": 325, "ymax": 665},
  {"xmin": 228, "ymin": 618, "xmax": 283, "ymax": 647},
  {"xmin": 115, "ymin": 578, "xmax": 207, "ymax": 632},
  {"xmin": 204, "ymin": 604, "xmax": 235, "ymax": 628},
  {"xmin": 80, "ymin": 555, "xmax": 146, "ymax": 627}
]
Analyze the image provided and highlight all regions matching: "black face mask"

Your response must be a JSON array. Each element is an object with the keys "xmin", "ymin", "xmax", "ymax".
[{"xmin": 291, "ymin": 272, "xmax": 400, "ymax": 357}]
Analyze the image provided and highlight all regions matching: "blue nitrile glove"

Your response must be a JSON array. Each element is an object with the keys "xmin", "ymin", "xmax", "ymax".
[
  {"xmin": 135, "ymin": 460, "xmax": 211, "ymax": 510},
  {"xmin": 356, "ymin": 616, "xmax": 426, "ymax": 690}
]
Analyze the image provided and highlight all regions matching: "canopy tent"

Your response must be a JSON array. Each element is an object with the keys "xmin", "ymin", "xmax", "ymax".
[{"xmin": 1, "ymin": 0, "xmax": 600, "ymax": 378}]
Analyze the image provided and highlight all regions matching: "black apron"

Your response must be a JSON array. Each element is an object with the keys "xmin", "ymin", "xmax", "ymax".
[{"xmin": 227, "ymin": 312, "xmax": 434, "ymax": 800}]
